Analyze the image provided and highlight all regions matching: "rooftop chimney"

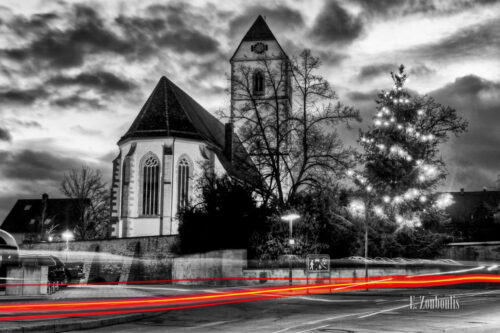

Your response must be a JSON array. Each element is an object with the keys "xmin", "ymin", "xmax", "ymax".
[
  {"xmin": 460, "ymin": 188, "xmax": 464, "ymax": 195},
  {"xmin": 224, "ymin": 123, "xmax": 234, "ymax": 163}
]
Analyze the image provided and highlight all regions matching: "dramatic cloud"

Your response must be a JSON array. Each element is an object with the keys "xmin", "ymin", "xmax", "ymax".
[
  {"xmin": 430, "ymin": 75, "xmax": 500, "ymax": 190},
  {"xmin": 2, "ymin": 5, "xmax": 134, "ymax": 69},
  {"xmin": 1, "ymin": 11, "xmax": 59, "ymax": 37},
  {"xmin": 346, "ymin": 90, "xmax": 379, "ymax": 103},
  {"xmin": 354, "ymin": 0, "xmax": 500, "ymax": 17},
  {"xmin": 0, "ymin": 127, "xmax": 12, "ymax": 141},
  {"xmin": 358, "ymin": 63, "xmax": 435, "ymax": 81},
  {"xmin": 310, "ymin": 1, "xmax": 364, "ymax": 44},
  {"xmin": 409, "ymin": 64, "xmax": 436, "ymax": 77},
  {"xmin": 408, "ymin": 19, "xmax": 500, "ymax": 61},
  {"xmin": 1, "ymin": 3, "xmax": 219, "ymax": 74},
  {"xmin": 0, "ymin": 149, "xmax": 85, "ymax": 182},
  {"xmin": 71, "ymin": 125, "xmax": 102, "ymax": 136},
  {"xmin": 229, "ymin": 5, "xmax": 304, "ymax": 37},
  {"xmin": 0, "ymin": 88, "xmax": 46, "ymax": 105},
  {"xmin": 358, "ymin": 63, "xmax": 396, "ymax": 81},
  {"xmin": 47, "ymin": 71, "xmax": 135, "ymax": 94},
  {"xmin": 157, "ymin": 30, "xmax": 219, "ymax": 54},
  {"xmin": 116, "ymin": 16, "xmax": 219, "ymax": 55},
  {"xmin": 51, "ymin": 95, "xmax": 104, "ymax": 109},
  {"xmin": 7, "ymin": 119, "xmax": 42, "ymax": 128},
  {"xmin": 115, "ymin": 3, "xmax": 219, "ymax": 56}
]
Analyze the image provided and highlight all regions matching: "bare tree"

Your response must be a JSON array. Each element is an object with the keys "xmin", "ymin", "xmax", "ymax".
[
  {"xmin": 289, "ymin": 50, "xmax": 360, "ymax": 196},
  {"xmin": 60, "ymin": 165, "xmax": 110, "ymax": 240},
  {"xmin": 230, "ymin": 49, "xmax": 360, "ymax": 208}
]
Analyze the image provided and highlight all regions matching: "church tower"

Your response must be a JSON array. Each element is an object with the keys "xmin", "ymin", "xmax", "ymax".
[
  {"xmin": 229, "ymin": 15, "xmax": 292, "ymax": 199},
  {"xmin": 230, "ymin": 15, "xmax": 292, "ymax": 122}
]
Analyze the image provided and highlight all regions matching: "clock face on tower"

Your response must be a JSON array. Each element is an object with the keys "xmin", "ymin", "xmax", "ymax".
[{"xmin": 251, "ymin": 42, "xmax": 268, "ymax": 54}]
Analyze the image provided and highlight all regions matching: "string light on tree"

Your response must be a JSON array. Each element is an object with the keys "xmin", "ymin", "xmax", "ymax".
[
  {"xmin": 351, "ymin": 64, "xmax": 466, "ymax": 228},
  {"xmin": 347, "ymin": 65, "xmax": 467, "ymax": 232}
]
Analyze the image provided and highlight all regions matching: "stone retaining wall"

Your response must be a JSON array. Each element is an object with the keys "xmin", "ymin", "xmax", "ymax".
[{"xmin": 20, "ymin": 236, "xmax": 178, "ymax": 283}]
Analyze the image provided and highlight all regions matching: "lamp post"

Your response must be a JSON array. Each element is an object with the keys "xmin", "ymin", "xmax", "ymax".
[
  {"xmin": 281, "ymin": 213, "xmax": 300, "ymax": 286},
  {"xmin": 348, "ymin": 196, "xmax": 370, "ymax": 285},
  {"xmin": 364, "ymin": 193, "xmax": 370, "ymax": 284},
  {"xmin": 62, "ymin": 230, "xmax": 73, "ymax": 263}
]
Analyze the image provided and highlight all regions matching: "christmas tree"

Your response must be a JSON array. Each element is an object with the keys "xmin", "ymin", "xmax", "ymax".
[{"xmin": 349, "ymin": 65, "xmax": 468, "ymax": 230}]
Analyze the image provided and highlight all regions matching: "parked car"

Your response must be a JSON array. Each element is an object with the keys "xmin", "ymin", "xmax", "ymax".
[
  {"xmin": 64, "ymin": 262, "xmax": 84, "ymax": 281},
  {"xmin": 47, "ymin": 255, "xmax": 68, "ymax": 285}
]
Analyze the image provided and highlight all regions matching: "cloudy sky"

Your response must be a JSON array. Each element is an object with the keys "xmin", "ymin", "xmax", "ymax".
[{"xmin": 1, "ymin": 0, "xmax": 499, "ymax": 221}]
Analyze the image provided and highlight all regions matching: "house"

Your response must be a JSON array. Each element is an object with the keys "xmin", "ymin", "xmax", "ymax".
[
  {"xmin": 445, "ymin": 189, "xmax": 500, "ymax": 241},
  {"xmin": 1, "ymin": 194, "xmax": 82, "ymax": 244},
  {"xmin": 110, "ymin": 15, "xmax": 288, "ymax": 238}
]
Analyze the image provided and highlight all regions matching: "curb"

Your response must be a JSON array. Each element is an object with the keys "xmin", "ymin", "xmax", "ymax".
[{"xmin": 0, "ymin": 310, "xmax": 163, "ymax": 333}]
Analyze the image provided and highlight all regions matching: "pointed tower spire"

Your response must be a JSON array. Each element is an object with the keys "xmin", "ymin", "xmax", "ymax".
[{"xmin": 242, "ymin": 15, "xmax": 277, "ymax": 41}]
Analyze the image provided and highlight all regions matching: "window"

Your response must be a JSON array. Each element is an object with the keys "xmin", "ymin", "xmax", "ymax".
[
  {"xmin": 178, "ymin": 158, "xmax": 190, "ymax": 209},
  {"xmin": 142, "ymin": 156, "xmax": 160, "ymax": 215},
  {"xmin": 253, "ymin": 71, "xmax": 265, "ymax": 95},
  {"xmin": 24, "ymin": 205, "xmax": 32, "ymax": 211}
]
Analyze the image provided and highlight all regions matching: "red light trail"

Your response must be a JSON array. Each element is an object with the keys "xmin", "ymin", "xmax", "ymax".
[{"xmin": 0, "ymin": 274, "xmax": 499, "ymax": 322}]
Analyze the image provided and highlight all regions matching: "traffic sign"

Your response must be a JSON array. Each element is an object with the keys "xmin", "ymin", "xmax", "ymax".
[{"xmin": 306, "ymin": 254, "xmax": 330, "ymax": 273}]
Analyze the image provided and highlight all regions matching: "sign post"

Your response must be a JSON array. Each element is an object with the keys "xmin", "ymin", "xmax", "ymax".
[{"xmin": 306, "ymin": 254, "xmax": 330, "ymax": 293}]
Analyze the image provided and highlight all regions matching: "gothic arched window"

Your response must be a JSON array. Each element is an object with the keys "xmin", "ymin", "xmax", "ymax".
[
  {"xmin": 177, "ymin": 157, "xmax": 190, "ymax": 209},
  {"xmin": 253, "ymin": 70, "xmax": 265, "ymax": 95},
  {"xmin": 142, "ymin": 155, "xmax": 160, "ymax": 215}
]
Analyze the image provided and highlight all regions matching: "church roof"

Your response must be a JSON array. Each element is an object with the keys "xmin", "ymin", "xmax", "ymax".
[
  {"xmin": 120, "ymin": 76, "xmax": 207, "ymax": 143},
  {"xmin": 242, "ymin": 15, "xmax": 277, "ymax": 41},
  {"xmin": 119, "ymin": 76, "xmax": 262, "ymax": 188}
]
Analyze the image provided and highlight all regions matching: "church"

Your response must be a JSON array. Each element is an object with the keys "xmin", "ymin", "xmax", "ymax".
[{"xmin": 110, "ymin": 15, "xmax": 291, "ymax": 238}]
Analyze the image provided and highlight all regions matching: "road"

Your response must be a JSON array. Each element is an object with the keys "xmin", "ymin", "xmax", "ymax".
[{"xmin": 70, "ymin": 287, "xmax": 500, "ymax": 332}]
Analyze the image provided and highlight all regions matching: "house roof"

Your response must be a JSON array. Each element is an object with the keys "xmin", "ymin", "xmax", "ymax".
[
  {"xmin": 445, "ymin": 190, "xmax": 500, "ymax": 219},
  {"xmin": 1, "ymin": 198, "xmax": 84, "ymax": 234},
  {"xmin": 119, "ymin": 76, "xmax": 262, "ymax": 188}
]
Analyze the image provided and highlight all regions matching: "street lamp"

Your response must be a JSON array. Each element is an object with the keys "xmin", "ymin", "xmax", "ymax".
[
  {"xmin": 348, "ymin": 198, "xmax": 370, "ymax": 283},
  {"xmin": 281, "ymin": 213, "xmax": 300, "ymax": 286},
  {"xmin": 62, "ymin": 230, "xmax": 73, "ymax": 263}
]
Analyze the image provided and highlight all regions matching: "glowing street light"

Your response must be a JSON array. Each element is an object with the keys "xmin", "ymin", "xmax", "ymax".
[
  {"xmin": 62, "ymin": 230, "xmax": 73, "ymax": 263},
  {"xmin": 281, "ymin": 213, "xmax": 300, "ymax": 246},
  {"xmin": 281, "ymin": 213, "xmax": 300, "ymax": 286}
]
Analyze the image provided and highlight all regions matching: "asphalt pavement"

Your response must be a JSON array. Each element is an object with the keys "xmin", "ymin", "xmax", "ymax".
[
  {"xmin": 1, "ymin": 284, "xmax": 500, "ymax": 332},
  {"xmin": 66, "ymin": 286, "xmax": 500, "ymax": 333}
]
